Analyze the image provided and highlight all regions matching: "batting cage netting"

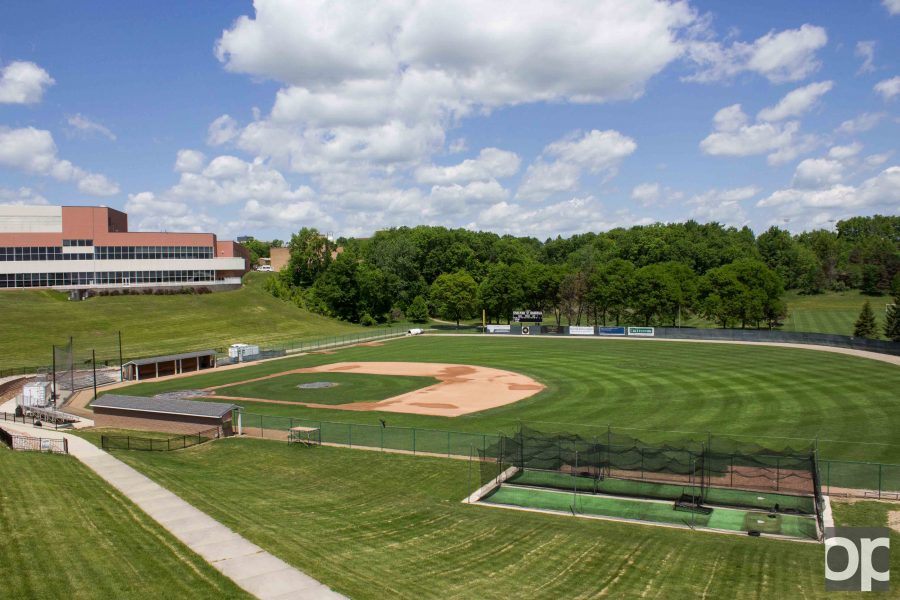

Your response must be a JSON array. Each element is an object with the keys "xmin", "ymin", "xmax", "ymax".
[{"xmin": 479, "ymin": 426, "xmax": 824, "ymax": 534}]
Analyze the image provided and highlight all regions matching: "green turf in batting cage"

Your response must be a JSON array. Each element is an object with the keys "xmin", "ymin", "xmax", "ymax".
[
  {"xmin": 481, "ymin": 485, "xmax": 712, "ymax": 528},
  {"xmin": 481, "ymin": 484, "xmax": 819, "ymax": 540},
  {"xmin": 509, "ymin": 469, "xmax": 815, "ymax": 513}
]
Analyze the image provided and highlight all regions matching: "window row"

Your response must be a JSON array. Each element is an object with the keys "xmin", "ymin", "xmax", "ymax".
[
  {"xmin": 94, "ymin": 246, "xmax": 214, "ymax": 260},
  {"xmin": 0, "ymin": 246, "xmax": 214, "ymax": 261},
  {"xmin": 0, "ymin": 270, "xmax": 217, "ymax": 288},
  {"xmin": 62, "ymin": 239, "xmax": 93, "ymax": 247}
]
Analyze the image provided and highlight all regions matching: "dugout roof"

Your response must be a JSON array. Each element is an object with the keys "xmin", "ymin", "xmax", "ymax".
[
  {"xmin": 92, "ymin": 394, "xmax": 236, "ymax": 418},
  {"xmin": 122, "ymin": 349, "xmax": 216, "ymax": 367}
]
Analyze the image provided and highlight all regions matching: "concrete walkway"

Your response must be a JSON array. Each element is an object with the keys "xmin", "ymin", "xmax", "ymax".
[{"xmin": 2, "ymin": 422, "xmax": 345, "ymax": 600}]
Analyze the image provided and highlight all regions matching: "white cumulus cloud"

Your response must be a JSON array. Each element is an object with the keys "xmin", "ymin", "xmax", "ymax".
[
  {"xmin": 757, "ymin": 81, "xmax": 833, "ymax": 122},
  {"xmin": 516, "ymin": 129, "xmax": 636, "ymax": 202},
  {"xmin": 686, "ymin": 24, "xmax": 828, "ymax": 84},
  {"xmin": 213, "ymin": 0, "xmax": 691, "ymax": 177},
  {"xmin": 415, "ymin": 148, "xmax": 520, "ymax": 185},
  {"xmin": 66, "ymin": 114, "xmax": 116, "ymax": 141},
  {"xmin": 700, "ymin": 105, "xmax": 816, "ymax": 165},
  {"xmin": 0, "ymin": 60, "xmax": 54, "ymax": 104},
  {"xmin": 884, "ymin": 0, "xmax": 900, "ymax": 15},
  {"xmin": 874, "ymin": 76, "xmax": 900, "ymax": 101},
  {"xmin": 792, "ymin": 158, "xmax": 844, "ymax": 189},
  {"xmin": 0, "ymin": 126, "xmax": 120, "ymax": 197}
]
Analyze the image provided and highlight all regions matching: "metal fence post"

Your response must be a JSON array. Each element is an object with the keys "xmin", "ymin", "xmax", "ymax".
[
  {"xmin": 448, "ymin": 431, "xmax": 451, "ymax": 457},
  {"xmin": 349, "ymin": 423, "xmax": 352, "ymax": 448},
  {"xmin": 879, "ymin": 463, "xmax": 883, "ymax": 499},
  {"xmin": 260, "ymin": 414, "xmax": 264, "ymax": 438},
  {"xmin": 381, "ymin": 426, "xmax": 384, "ymax": 451},
  {"xmin": 413, "ymin": 428, "xmax": 416, "ymax": 455}
]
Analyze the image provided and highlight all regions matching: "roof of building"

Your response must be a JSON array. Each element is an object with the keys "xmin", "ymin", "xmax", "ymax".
[
  {"xmin": 123, "ymin": 349, "xmax": 217, "ymax": 367},
  {"xmin": 91, "ymin": 394, "xmax": 236, "ymax": 418}
]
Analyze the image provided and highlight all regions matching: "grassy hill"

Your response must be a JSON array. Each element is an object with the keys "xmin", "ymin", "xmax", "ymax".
[
  {"xmin": 781, "ymin": 290, "xmax": 892, "ymax": 338},
  {"xmin": 0, "ymin": 450, "xmax": 247, "ymax": 599},
  {"xmin": 0, "ymin": 273, "xmax": 367, "ymax": 368}
]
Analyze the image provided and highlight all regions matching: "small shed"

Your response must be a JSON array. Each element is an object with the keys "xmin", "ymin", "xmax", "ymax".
[
  {"xmin": 122, "ymin": 350, "xmax": 216, "ymax": 381},
  {"xmin": 91, "ymin": 394, "xmax": 237, "ymax": 435}
]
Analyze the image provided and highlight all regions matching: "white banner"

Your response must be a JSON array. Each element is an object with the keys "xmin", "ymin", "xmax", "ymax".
[
  {"xmin": 569, "ymin": 326, "xmax": 595, "ymax": 336},
  {"xmin": 627, "ymin": 326, "xmax": 655, "ymax": 337},
  {"xmin": 486, "ymin": 325, "xmax": 511, "ymax": 334}
]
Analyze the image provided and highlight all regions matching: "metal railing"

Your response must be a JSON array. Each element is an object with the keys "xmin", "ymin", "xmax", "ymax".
[{"xmin": 0, "ymin": 428, "xmax": 68, "ymax": 454}]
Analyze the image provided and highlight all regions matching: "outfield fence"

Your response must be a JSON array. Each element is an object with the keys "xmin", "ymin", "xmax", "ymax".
[
  {"xmin": 216, "ymin": 327, "xmax": 412, "ymax": 366},
  {"xmin": 101, "ymin": 427, "xmax": 221, "ymax": 451}
]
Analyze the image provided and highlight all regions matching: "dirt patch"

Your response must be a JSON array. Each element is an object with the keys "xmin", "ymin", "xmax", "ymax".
[
  {"xmin": 889, "ymin": 511, "xmax": 900, "ymax": 533},
  {"xmin": 211, "ymin": 361, "xmax": 544, "ymax": 417}
]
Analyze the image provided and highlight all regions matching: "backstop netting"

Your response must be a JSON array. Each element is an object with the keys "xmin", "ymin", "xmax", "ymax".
[
  {"xmin": 52, "ymin": 335, "xmax": 122, "ymax": 402},
  {"xmin": 479, "ymin": 426, "xmax": 823, "ymax": 530}
]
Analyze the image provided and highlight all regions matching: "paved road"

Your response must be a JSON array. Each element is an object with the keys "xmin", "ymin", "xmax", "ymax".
[{"xmin": 1, "ymin": 423, "xmax": 346, "ymax": 600}]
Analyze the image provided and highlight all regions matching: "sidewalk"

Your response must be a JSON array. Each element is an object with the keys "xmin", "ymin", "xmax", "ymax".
[{"xmin": 2, "ymin": 423, "xmax": 345, "ymax": 600}]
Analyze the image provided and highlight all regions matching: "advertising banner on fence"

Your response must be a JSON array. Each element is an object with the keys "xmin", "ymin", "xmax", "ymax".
[
  {"xmin": 569, "ymin": 326, "xmax": 595, "ymax": 336},
  {"xmin": 627, "ymin": 327, "xmax": 655, "ymax": 337},
  {"xmin": 486, "ymin": 325, "xmax": 511, "ymax": 334},
  {"xmin": 541, "ymin": 325, "xmax": 563, "ymax": 335},
  {"xmin": 598, "ymin": 326, "xmax": 627, "ymax": 336}
]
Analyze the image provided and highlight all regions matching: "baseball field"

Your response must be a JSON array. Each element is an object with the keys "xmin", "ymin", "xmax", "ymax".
[
  {"xmin": 12, "ymin": 332, "xmax": 895, "ymax": 597},
  {"xmin": 109, "ymin": 335, "xmax": 900, "ymax": 464}
]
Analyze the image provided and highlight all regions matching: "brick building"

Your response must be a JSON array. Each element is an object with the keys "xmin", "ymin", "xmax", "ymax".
[{"xmin": 0, "ymin": 205, "xmax": 249, "ymax": 292}]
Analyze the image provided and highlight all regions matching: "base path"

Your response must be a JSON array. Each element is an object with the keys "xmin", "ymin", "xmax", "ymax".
[
  {"xmin": 1, "ymin": 422, "xmax": 345, "ymax": 600},
  {"xmin": 211, "ymin": 361, "xmax": 545, "ymax": 417}
]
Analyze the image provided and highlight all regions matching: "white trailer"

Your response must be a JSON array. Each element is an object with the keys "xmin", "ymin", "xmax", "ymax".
[{"xmin": 229, "ymin": 343, "xmax": 260, "ymax": 361}]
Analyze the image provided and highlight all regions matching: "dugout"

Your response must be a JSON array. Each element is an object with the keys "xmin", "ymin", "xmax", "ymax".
[
  {"xmin": 122, "ymin": 350, "xmax": 216, "ymax": 381},
  {"xmin": 91, "ymin": 394, "xmax": 237, "ymax": 435}
]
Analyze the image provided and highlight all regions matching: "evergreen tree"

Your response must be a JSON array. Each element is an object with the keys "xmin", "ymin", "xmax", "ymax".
[
  {"xmin": 853, "ymin": 300, "xmax": 878, "ymax": 339},
  {"xmin": 884, "ymin": 295, "xmax": 900, "ymax": 342}
]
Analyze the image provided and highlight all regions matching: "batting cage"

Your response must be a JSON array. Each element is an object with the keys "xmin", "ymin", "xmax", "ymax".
[{"xmin": 475, "ymin": 426, "xmax": 824, "ymax": 541}]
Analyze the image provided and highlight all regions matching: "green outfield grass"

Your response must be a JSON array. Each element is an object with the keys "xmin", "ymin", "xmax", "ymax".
[
  {"xmin": 480, "ymin": 484, "xmax": 818, "ymax": 540},
  {"xmin": 101, "ymin": 437, "xmax": 898, "ymax": 599},
  {"xmin": 0, "ymin": 449, "xmax": 247, "ymax": 599},
  {"xmin": 0, "ymin": 273, "xmax": 369, "ymax": 368},
  {"xmin": 214, "ymin": 371, "xmax": 438, "ymax": 405},
  {"xmin": 111, "ymin": 335, "xmax": 900, "ymax": 463}
]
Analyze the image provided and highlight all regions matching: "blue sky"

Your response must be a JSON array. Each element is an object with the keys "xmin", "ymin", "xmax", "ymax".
[{"xmin": 1, "ymin": 0, "xmax": 898, "ymax": 240}]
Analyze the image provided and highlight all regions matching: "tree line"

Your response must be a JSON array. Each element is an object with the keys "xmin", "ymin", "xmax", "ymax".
[{"xmin": 245, "ymin": 215, "xmax": 900, "ymax": 333}]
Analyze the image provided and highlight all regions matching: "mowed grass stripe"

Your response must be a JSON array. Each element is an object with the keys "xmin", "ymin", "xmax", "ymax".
[
  {"xmin": 115, "ymin": 336, "xmax": 900, "ymax": 462},
  {"xmin": 0, "ymin": 450, "xmax": 248, "ymax": 599},
  {"xmin": 106, "ymin": 438, "xmax": 896, "ymax": 599}
]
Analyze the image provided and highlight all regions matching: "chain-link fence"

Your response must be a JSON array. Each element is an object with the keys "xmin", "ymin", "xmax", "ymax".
[
  {"xmin": 235, "ymin": 412, "xmax": 900, "ymax": 501},
  {"xmin": 101, "ymin": 427, "xmax": 221, "ymax": 451},
  {"xmin": 819, "ymin": 460, "xmax": 900, "ymax": 499},
  {"xmin": 238, "ymin": 412, "xmax": 498, "ymax": 458}
]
